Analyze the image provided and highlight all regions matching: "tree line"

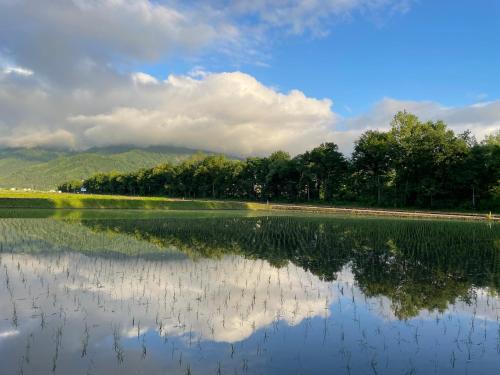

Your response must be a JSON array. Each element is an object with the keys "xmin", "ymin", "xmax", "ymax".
[{"xmin": 59, "ymin": 111, "xmax": 500, "ymax": 210}]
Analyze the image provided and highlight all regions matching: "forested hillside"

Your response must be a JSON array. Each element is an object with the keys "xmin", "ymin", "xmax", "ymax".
[{"xmin": 0, "ymin": 146, "xmax": 200, "ymax": 190}]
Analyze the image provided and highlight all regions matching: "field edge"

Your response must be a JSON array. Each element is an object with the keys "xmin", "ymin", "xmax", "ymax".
[{"xmin": 0, "ymin": 191, "xmax": 497, "ymax": 221}]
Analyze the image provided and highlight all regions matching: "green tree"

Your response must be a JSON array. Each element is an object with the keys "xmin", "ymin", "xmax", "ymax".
[
  {"xmin": 308, "ymin": 143, "xmax": 348, "ymax": 201},
  {"xmin": 352, "ymin": 131, "xmax": 393, "ymax": 205},
  {"xmin": 389, "ymin": 111, "xmax": 469, "ymax": 207},
  {"xmin": 265, "ymin": 151, "xmax": 294, "ymax": 200}
]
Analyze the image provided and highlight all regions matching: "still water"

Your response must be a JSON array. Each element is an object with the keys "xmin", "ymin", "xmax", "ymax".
[{"xmin": 0, "ymin": 211, "xmax": 498, "ymax": 374}]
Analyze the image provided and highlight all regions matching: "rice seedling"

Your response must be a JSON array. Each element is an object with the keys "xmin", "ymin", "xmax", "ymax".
[{"xmin": 0, "ymin": 214, "xmax": 497, "ymax": 374}]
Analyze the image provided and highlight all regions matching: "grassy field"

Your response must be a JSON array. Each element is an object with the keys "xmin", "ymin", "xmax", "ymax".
[
  {"xmin": 0, "ymin": 190, "xmax": 267, "ymax": 210},
  {"xmin": 0, "ymin": 190, "xmax": 497, "ymax": 221}
]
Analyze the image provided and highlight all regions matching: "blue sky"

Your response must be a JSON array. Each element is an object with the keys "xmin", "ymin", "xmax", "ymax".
[
  {"xmin": 143, "ymin": 0, "xmax": 500, "ymax": 117},
  {"xmin": 263, "ymin": 0, "xmax": 500, "ymax": 115},
  {"xmin": 0, "ymin": 0, "xmax": 499, "ymax": 155}
]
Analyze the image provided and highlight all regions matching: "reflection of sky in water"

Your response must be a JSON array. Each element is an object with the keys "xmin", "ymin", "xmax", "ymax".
[{"xmin": 1, "ymin": 251, "xmax": 499, "ymax": 375}]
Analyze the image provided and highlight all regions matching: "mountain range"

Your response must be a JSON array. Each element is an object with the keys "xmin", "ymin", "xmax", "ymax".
[{"xmin": 0, "ymin": 145, "xmax": 203, "ymax": 190}]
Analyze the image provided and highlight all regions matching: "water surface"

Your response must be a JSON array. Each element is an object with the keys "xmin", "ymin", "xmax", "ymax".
[{"xmin": 0, "ymin": 211, "xmax": 498, "ymax": 374}]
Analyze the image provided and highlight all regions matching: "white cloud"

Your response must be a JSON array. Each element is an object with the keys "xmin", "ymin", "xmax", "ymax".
[
  {"xmin": 131, "ymin": 72, "xmax": 159, "ymax": 85},
  {"xmin": 2, "ymin": 66, "xmax": 33, "ymax": 77},
  {"xmin": 68, "ymin": 72, "xmax": 335, "ymax": 155},
  {"xmin": 0, "ymin": 0, "xmax": 235, "ymax": 85},
  {"xmin": 0, "ymin": 129, "xmax": 77, "ymax": 150},
  {"xmin": 0, "ymin": 66, "xmax": 336, "ymax": 154}
]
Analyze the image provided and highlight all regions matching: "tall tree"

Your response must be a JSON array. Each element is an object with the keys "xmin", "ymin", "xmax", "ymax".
[
  {"xmin": 308, "ymin": 143, "xmax": 349, "ymax": 201},
  {"xmin": 389, "ymin": 111, "xmax": 469, "ymax": 207},
  {"xmin": 352, "ymin": 131, "xmax": 393, "ymax": 205}
]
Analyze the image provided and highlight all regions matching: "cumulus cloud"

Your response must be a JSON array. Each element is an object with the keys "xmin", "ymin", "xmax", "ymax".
[
  {"xmin": 0, "ymin": 0, "xmax": 237, "ymax": 86},
  {"xmin": 0, "ymin": 70, "xmax": 335, "ymax": 155},
  {"xmin": 69, "ymin": 72, "xmax": 335, "ymax": 155}
]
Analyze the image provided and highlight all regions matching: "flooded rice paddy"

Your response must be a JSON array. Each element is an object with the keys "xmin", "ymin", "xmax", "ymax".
[{"xmin": 0, "ymin": 211, "xmax": 498, "ymax": 374}]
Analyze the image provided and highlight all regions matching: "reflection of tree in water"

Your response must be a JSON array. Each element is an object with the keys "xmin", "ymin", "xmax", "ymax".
[{"xmin": 84, "ymin": 216, "xmax": 499, "ymax": 319}]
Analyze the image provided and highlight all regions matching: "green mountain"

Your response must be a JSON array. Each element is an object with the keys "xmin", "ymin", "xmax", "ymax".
[{"xmin": 0, "ymin": 146, "xmax": 201, "ymax": 190}]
